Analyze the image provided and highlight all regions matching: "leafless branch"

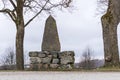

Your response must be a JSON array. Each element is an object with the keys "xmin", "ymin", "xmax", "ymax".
[
  {"xmin": 24, "ymin": 0, "xmax": 72, "ymax": 27},
  {"xmin": 0, "ymin": 9, "xmax": 16, "ymax": 22},
  {"xmin": 98, "ymin": 0, "xmax": 108, "ymax": 6},
  {"xmin": 24, "ymin": 0, "xmax": 49, "ymax": 27},
  {"xmin": 0, "ymin": 0, "xmax": 72, "ymax": 27},
  {"xmin": 97, "ymin": 0, "xmax": 108, "ymax": 14},
  {"xmin": 9, "ymin": 0, "xmax": 16, "ymax": 9}
]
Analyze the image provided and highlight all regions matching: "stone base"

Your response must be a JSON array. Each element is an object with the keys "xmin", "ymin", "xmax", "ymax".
[{"xmin": 29, "ymin": 51, "xmax": 75, "ymax": 70}]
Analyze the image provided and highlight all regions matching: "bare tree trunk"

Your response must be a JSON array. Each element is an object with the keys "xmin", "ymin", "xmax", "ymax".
[
  {"xmin": 16, "ymin": 25, "xmax": 24, "ymax": 70},
  {"xmin": 16, "ymin": 0, "xmax": 24, "ymax": 70},
  {"xmin": 101, "ymin": 0, "xmax": 120, "ymax": 67},
  {"xmin": 102, "ymin": 16, "xmax": 119, "ymax": 66}
]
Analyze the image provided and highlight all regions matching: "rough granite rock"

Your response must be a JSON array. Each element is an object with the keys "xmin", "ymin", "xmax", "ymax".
[
  {"xmin": 29, "ymin": 51, "xmax": 75, "ymax": 70},
  {"xmin": 41, "ymin": 15, "xmax": 61, "ymax": 51},
  {"xmin": 59, "ymin": 51, "xmax": 74, "ymax": 58},
  {"xmin": 30, "ymin": 64, "xmax": 39, "ymax": 70},
  {"xmin": 29, "ymin": 52, "xmax": 38, "ymax": 57},
  {"xmin": 30, "ymin": 57, "xmax": 38, "ymax": 64},
  {"xmin": 48, "ymin": 55, "xmax": 52, "ymax": 58},
  {"xmin": 37, "ymin": 58, "xmax": 42, "ymax": 63},
  {"xmin": 59, "ymin": 64, "xmax": 73, "ymax": 69},
  {"xmin": 43, "ymin": 64, "xmax": 49, "ymax": 69},
  {"xmin": 52, "ymin": 59, "xmax": 59, "ymax": 64},
  {"xmin": 50, "ymin": 64, "xmax": 59, "ymax": 69},
  {"xmin": 60, "ymin": 56, "xmax": 74, "ymax": 65},
  {"xmin": 38, "ymin": 53, "xmax": 46, "ymax": 58},
  {"xmin": 42, "ymin": 57, "xmax": 52, "ymax": 64},
  {"xmin": 38, "ymin": 64, "xmax": 43, "ymax": 69},
  {"xmin": 43, "ymin": 51, "xmax": 50, "ymax": 55},
  {"xmin": 30, "ymin": 57, "xmax": 42, "ymax": 64},
  {"xmin": 50, "ymin": 51, "xmax": 58, "ymax": 58}
]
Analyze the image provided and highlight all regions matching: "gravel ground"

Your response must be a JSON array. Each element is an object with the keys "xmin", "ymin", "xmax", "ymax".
[{"xmin": 0, "ymin": 71, "xmax": 120, "ymax": 80}]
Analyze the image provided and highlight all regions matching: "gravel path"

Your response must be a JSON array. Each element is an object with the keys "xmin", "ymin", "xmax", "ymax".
[{"xmin": 0, "ymin": 71, "xmax": 120, "ymax": 80}]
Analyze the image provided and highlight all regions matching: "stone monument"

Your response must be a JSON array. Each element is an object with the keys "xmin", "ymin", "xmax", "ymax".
[
  {"xmin": 29, "ymin": 15, "xmax": 75, "ymax": 70},
  {"xmin": 42, "ymin": 15, "xmax": 60, "ymax": 51}
]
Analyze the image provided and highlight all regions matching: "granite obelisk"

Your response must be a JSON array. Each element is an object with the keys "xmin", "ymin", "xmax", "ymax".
[{"xmin": 42, "ymin": 15, "xmax": 61, "ymax": 51}]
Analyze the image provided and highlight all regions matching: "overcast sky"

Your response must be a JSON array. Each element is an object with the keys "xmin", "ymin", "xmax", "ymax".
[{"xmin": 0, "ymin": 0, "xmax": 120, "ymax": 62}]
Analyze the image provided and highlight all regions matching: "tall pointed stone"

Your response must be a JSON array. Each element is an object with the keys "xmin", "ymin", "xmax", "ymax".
[{"xmin": 42, "ymin": 15, "xmax": 61, "ymax": 51}]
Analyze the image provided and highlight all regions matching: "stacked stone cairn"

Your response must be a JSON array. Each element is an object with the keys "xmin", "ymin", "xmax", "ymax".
[
  {"xmin": 29, "ymin": 15, "xmax": 75, "ymax": 70},
  {"xmin": 29, "ymin": 51, "xmax": 74, "ymax": 70}
]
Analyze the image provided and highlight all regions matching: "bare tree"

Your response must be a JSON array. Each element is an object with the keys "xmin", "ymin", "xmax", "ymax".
[
  {"xmin": 79, "ymin": 47, "xmax": 95, "ymax": 69},
  {"xmin": 97, "ymin": 0, "xmax": 108, "ymax": 14},
  {"xmin": 0, "ymin": 47, "xmax": 30, "ymax": 70},
  {"xmin": 98, "ymin": 0, "xmax": 108, "ymax": 6},
  {"xmin": 98, "ymin": 0, "xmax": 120, "ymax": 67},
  {"xmin": 0, "ymin": 0, "xmax": 72, "ymax": 70},
  {"xmin": 0, "ymin": 47, "xmax": 16, "ymax": 70}
]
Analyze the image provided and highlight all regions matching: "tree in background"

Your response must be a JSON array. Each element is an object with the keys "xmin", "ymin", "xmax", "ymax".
[
  {"xmin": 79, "ymin": 47, "xmax": 95, "ymax": 69},
  {"xmin": 97, "ymin": 0, "xmax": 108, "ymax": 14},
  {"xmin": 0, "ymin": 47, "xmax": 30, "ymax": 70},
  {"xmin": 0, "ymin": 47, "xmax": 16, "ymax": 70},
  {"xmin": 0, "ymin": 0, "xmax": 72, "ymax": 70},
  {"xmin": 99, "ymin": 0, "xmax": 120, "ymax": 67}
]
